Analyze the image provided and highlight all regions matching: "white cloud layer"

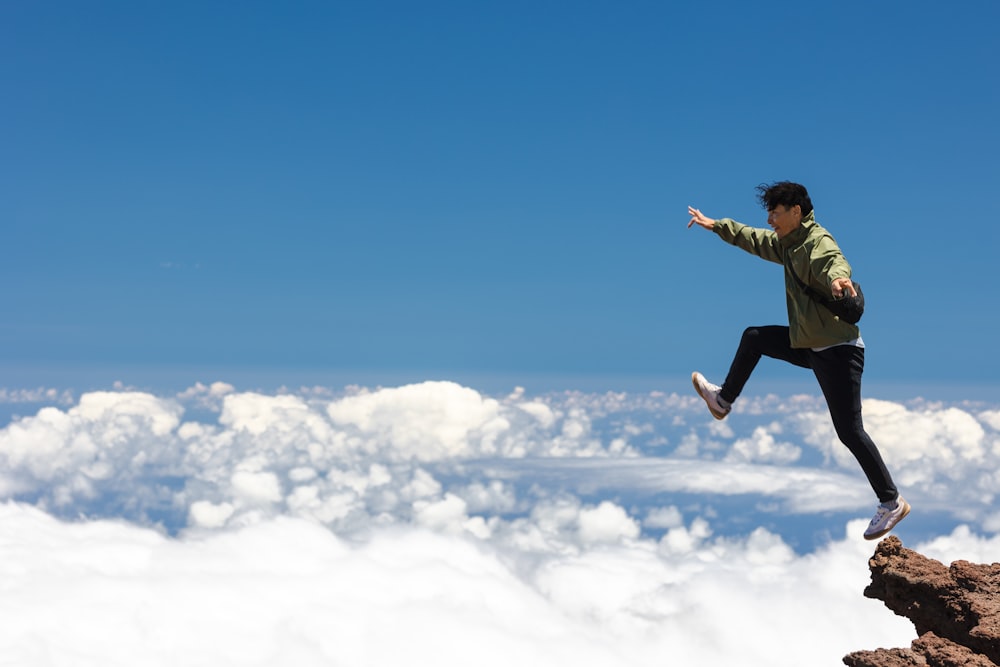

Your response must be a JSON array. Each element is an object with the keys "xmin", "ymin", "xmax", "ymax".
[
  {"xmin": 0, "ymin": 503, "xmax": 929, "ymax": 667},
  {"xmin": 2, "ymin": 380, "xmax": 1000, "ymax": 666}
]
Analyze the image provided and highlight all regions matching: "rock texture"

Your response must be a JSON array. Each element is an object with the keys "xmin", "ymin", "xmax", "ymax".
[{"xmin": 844, "ymin": 536, "xmax": 1000, "ymax": 667}]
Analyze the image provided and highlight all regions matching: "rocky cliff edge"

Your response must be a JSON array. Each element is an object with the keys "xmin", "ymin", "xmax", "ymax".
[{"xmin": 845, "ymin": 536, "xmax": 1000, "ymax": 667}]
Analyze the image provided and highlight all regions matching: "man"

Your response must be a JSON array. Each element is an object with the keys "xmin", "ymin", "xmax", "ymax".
[{"xmin": 686, "ymin": 181, "xmax": 909, "ymax": 540}]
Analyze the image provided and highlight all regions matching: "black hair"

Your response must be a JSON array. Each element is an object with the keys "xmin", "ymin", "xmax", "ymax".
[{"xmin": 755, "ymin": 181, "xmax": 813, "ymax": 217}]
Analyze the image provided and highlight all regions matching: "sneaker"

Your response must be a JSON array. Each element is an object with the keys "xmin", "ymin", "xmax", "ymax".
[
  {"xmin": 691, "ymin": 371, "xmax": 730, "ymax": 420},
  {"xmin": 864, "ymin": 496, "xmax": 911, "ymax": 540}
]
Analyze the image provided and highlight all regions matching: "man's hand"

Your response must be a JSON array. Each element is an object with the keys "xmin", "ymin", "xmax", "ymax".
[
  {"xmin": 687, "ymin": 206, "xmax": 716, "ymax": 230},
  {"xmin": 831, "ymin": 277, "xmax": 857, "ymax": 299}
]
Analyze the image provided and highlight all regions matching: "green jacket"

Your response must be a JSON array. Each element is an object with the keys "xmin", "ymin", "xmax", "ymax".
[{"xmin": 712, "ymin": 211, "xmax": 860, "ymax": 348}]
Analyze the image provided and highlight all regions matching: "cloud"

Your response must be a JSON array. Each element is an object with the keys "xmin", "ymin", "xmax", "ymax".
[
  {"xmin": 0, "ymin": 502, "xmax": 922, "ymax": 667},
  {"xmin": 643, "ymin": 505, "xmax": 684, "ymax": 529},
  {"xmin": 793, "ymin": 398, "xmax": 999, "ymax": 509},
  {"xmin": 231, "ymin": 470, "xmax": 284, "ymax": 504},
  {"xmin": 577, "ymin": 500, "xmax": 641, "ymax": 543},
  {"xmin": 724, "ymin": 423, "xmax": 801, "ymax": 464},
  {"xmin": 3, "ymin": 379, "xmax": 1000, "ymax": 665},
  {"xmin": 2, "ymin": 380, "xmax": 1000, "ymax": 534},
  {"xmin": 326, "ymin": 381, "xmax": 509, "ymax": 460},
  {"xmin": 175, "ymin": 381, "xmax": 235, "ymax": 411},
  {"xmin": 0, "ymin": 387, "xmax": 74, "ymax": 406},
  {"xmin": 189, "ymin": 499, "xmax": 235, "ymax": 528},
  {"xmin": 980, "ymin": 409, "xmax": 1000, "ymax": 432},
  {"xmin": 0, "ymin": 391, "xmax": 184, "ymax": 513}
]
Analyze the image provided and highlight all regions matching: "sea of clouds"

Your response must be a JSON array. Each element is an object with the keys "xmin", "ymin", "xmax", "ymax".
[{"xmin": 2, "ymin": 379, "xmax": 1000, "ymax": 666}]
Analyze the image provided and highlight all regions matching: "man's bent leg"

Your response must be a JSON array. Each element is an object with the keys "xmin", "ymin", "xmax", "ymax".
[{"xmin": 719, "ymin": 326, "xmax": 810, "ymax": 404}]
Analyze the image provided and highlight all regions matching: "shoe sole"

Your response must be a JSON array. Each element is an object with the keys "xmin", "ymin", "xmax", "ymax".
[
  {"xmin": 691, "ymin": 372, "xmax": 729, "ymax": 420},
  {"xmin": 864, "ymin": 499, "xmax": 912, "ymax": 541}
]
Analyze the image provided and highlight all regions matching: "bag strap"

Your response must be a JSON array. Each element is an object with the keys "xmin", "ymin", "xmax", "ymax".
[{"xmin": 783, "ymin": 252, "xmax": 826, "ymax": 302}]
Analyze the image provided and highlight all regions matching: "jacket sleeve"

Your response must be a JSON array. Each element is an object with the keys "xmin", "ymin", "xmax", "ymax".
[
  {"xmin": 712, "ymin": 218, "xmax": 782, "ymax": 264},
  {"xmin": 810, "ymin": 234, "xmax": 852, "ymax": 296}
]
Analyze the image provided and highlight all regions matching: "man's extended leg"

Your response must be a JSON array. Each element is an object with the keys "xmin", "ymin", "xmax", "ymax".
[
  {"xmin": 807, "ymin": 345, "xmax": 897, "ymax": 503},
  {"xmin": 808, "ymin": 345, "xmax": 908, "ymax": 539}
]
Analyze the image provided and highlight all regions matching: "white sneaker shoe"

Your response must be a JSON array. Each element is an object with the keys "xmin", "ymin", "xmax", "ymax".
[
  {"xmin": 691, "ymin": 371, "xmax": 731, "ymax": 420},
  {"xmin": 864, "ymin": 496, "xmax": 911, "ymax": 540}
]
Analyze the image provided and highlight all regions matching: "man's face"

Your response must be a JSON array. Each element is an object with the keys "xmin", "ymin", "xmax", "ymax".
[{"xmin": 767, "ymin": 204, "xmax": 803, "ymax": 238}]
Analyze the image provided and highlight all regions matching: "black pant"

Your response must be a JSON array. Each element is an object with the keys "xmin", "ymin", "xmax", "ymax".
[{"xmin": 719, "ymin": 325, "xmax": 898, "ymax": 503}]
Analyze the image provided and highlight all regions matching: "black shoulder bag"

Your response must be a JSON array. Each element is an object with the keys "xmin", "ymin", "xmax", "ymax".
[{"xmin": 784, "ymin": 257, "xmax": 865, "ymax": 325}]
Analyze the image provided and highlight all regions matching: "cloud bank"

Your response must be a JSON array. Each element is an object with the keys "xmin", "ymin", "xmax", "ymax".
[{"xmin": 2, "ymin": 380, "xmax": 999, "ymax": 666}]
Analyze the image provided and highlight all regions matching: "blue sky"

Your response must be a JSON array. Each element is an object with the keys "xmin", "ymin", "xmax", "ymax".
[{"xmin": 4, "ymin": 1, "xmax": 998, "ymax": 395}]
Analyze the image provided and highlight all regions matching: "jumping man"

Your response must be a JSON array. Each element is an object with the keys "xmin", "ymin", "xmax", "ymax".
[{"xmin": 686, "ymin": 181, "xmax": 909, "ymax": 540}]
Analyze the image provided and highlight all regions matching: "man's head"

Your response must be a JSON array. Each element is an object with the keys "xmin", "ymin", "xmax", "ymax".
[
  {"xmin": 756, "ymin": 181, "xmax": 812, "ymax": 238},
  {"xmin": 756, "ymin": 181, "xmax": 813, "ymax": 216}
]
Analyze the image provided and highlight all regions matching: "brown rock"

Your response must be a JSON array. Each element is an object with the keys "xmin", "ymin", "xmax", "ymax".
[
  {"xmin": 843, "ymin": 647, "xmax": 926, "ymax": 666},
  {"xmin": 912, "ymin": 632, "xmax": 998, "ymax": 667},
  {"xmin": 845, "ymin": 536, "xmax": 1000, "ymax": 666},
  {"xmin": 843, "ymin": 633, "xmax": 1000, "ymax": 667}
]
